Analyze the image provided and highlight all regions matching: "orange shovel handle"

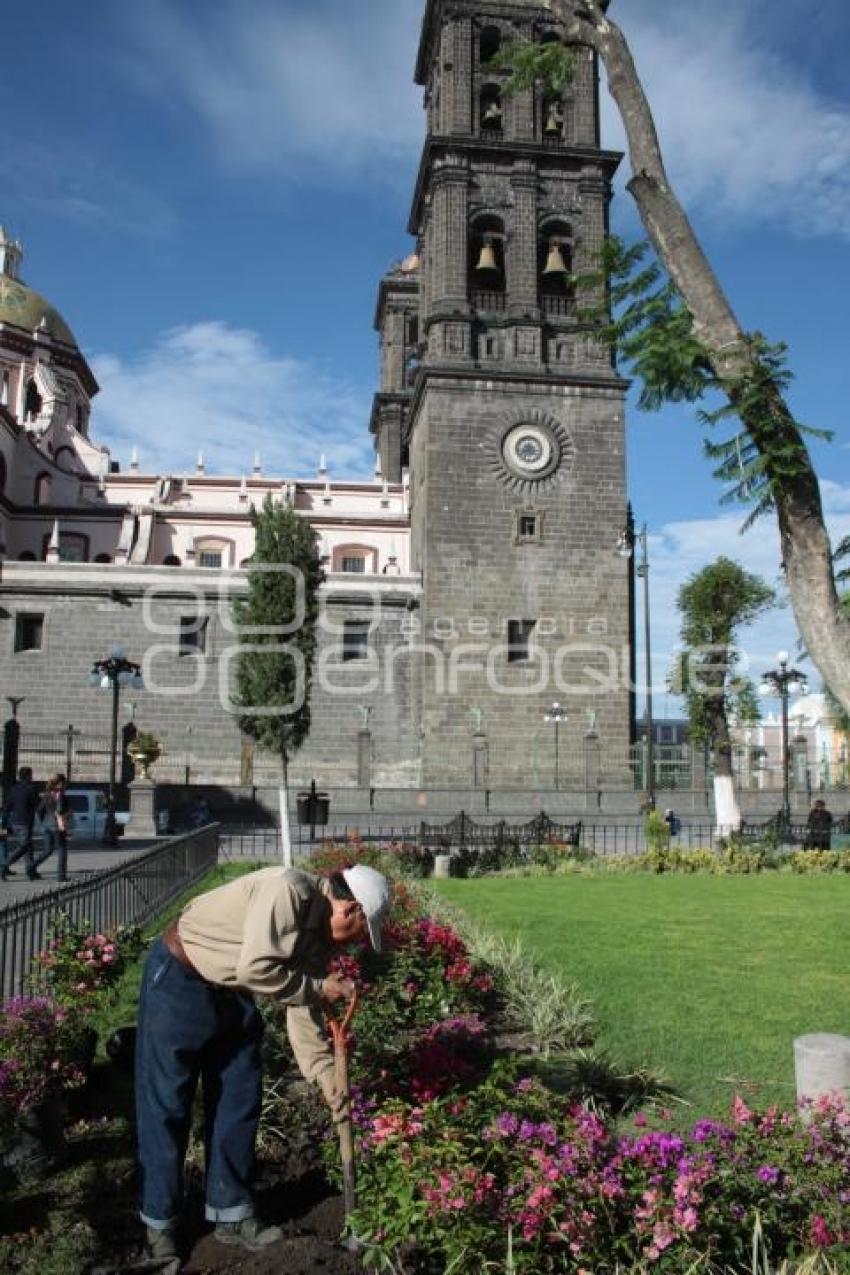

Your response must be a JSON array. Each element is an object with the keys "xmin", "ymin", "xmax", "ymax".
[{"xmin": 327, "ymin": 986, "xmax": 358, "ymax": 1049}]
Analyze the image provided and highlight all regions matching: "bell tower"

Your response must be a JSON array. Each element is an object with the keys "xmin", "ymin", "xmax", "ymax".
[{"xmin": 406, "ymin": 0, "xmax": 633, "ymax": 789}]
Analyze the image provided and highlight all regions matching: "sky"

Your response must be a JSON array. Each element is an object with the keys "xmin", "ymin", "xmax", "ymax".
[{"xmin": 2, "ymin": 0, "xmax": 850, "ymax": 709}]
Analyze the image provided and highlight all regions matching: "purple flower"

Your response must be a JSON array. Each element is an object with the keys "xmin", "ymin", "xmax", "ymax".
[
  {"xmin": 756, "ymin": 1165, "xmax": 780, "ymax": 1185},
  {"xmin": 495, "ymin": 1112, "xmax": 519, "ymax": 1137}
]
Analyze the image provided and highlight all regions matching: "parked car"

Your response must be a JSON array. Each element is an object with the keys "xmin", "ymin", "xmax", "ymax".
[{"xmin": 34, "ymin": 789, "xmax": 131, "ymax": 842}]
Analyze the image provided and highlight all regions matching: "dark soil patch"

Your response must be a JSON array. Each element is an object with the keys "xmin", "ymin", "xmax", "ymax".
[{"xmin": 180, "ymin": 1166, "xmax": 363, "ymax": 1275}]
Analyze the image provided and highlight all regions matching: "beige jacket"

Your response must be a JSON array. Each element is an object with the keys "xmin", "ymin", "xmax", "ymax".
[{"xmin": 178, "ymin": 867, "xmax": 338, "ymax": 1105}]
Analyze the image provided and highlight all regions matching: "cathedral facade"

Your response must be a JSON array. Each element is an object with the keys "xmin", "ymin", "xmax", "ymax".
[{"xmin": 0, "ymin": 0, "xmax": 633, "ymax": 794}]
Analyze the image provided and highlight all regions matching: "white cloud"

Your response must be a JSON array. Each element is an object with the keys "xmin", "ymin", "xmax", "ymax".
[
  {"xmin": 600, "ymin": 1, "xmax": 850, "ymax": 238},
  {"xmin": 90, "ymin": 321, "xmax": 374, "ymax": 479},
  {"xmin": 120, "ymin": 0, "xmax": 850, "ymax": 236},
  {"xmin": 126, "ymin": 0, "xmax": 423, "ymax": 187}
]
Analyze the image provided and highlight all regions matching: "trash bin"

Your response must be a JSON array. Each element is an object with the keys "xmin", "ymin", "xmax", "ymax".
[
  {"xmin": 314, "ymin": 795, "xmax": 330, "ymax": 826},
  {"xmin": 296, "ymin": 794, "xmax": 312, "ymax": 826}
]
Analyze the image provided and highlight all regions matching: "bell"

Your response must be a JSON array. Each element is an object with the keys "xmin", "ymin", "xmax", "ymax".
[
  {"xmin": 482, "ymin": 100, "xmax": 502, "ymax": 125},
  {"xmin": 475, "ymin": 238, "xmax": 499, "ymax": 273},
  {"xmin": 544, "ymin": 104, "xmax": 563, "ymax": 135},
  {"xmin": 542, "ymin": 241, "xmax": 569, "ymax": 276}
]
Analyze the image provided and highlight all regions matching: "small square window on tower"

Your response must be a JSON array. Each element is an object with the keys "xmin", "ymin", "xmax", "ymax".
[
  {"xmin": 507, "ymin": 619, "xmax": 535, "ymax": 663},
  {"xmin": 515, "ymin": 509, "xmax": 543, "ymax": 545}
]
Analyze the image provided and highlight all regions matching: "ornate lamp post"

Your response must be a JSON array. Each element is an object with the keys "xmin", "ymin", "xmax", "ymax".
[
  {"xmin": 89, "ymin": 645, "xmax": 144, "ymax": 845},
  {"xmin": 759, "ymin": 651, "xmax": 808, "ymax": 830},
  {"xmin": 618, "ymin": 521, "xmax": 655, "ymax": 809},
  {"xmin": 544, "ymin": 701, "xmax": 567, "ymax": 790}
]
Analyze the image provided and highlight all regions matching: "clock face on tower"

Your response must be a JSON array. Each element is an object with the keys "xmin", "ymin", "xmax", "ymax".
[
  {"xmin": 502, "ymin": 423, "xmax": 555, "ymax": 478},
  {"xmin": 489, "ymin": 411, "xmax": 575, "ymax": 491}
]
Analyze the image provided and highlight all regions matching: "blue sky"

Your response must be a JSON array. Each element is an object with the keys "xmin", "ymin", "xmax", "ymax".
[{"xmin": 3, "ymin": 0, "xmax": 850, "ymax": 703}]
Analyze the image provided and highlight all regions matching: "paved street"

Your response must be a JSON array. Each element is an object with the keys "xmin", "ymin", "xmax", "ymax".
[{"xmin": 0, "ymin": 837, "xmax": 159, "ymax": 904}]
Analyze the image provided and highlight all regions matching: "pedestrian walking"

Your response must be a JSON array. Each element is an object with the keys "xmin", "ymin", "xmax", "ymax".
[
  {"xmin": 664, "ymin": 807, "xmax": 682, "ymax": 838},
  {"xmin": 33, "ymin": 773, "xmax": 72, "ymax": 882},
  {"xmin": 1, "ymin": 766, "xmax": 41, "ymax": 880},
  {"xmin": 135, "ymin": 862, "xmax": 391, "ymax": 1269},
  {"xmin": 806, "ymin": 798, "xmax": 833, "ymax": 850}
]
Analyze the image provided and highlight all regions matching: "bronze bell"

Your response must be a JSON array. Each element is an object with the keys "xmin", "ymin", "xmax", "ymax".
[
  {"xmin": 476, "ymin": 238, "xmax": 499, "ymax": 273},
  {"xmin": 542, "ymin": 241, "xmax": 569, "ymax": 276},
  {"xmin": 544, "ymin": 103, "xmax": 563, "ymax": 135}
]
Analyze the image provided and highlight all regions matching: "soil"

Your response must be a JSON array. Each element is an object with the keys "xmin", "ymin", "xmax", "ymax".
[{"xmin": 178, "ymin": 1163, "xmax": 365, "ymax": 1275}]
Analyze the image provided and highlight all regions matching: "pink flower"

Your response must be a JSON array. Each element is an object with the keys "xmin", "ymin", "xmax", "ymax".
[
  {"xmin": 808, "ymin": 1214, "xmax": 835, "ymax": 1248},
  {"xmin": 731, "ymin": 1094, "xmax": 754, "ymax": 1125}
]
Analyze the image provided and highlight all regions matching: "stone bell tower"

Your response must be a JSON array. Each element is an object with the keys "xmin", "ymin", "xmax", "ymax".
[{"xmin": 406, "ymin": 0, "xmax": 633, "ymax": 789}]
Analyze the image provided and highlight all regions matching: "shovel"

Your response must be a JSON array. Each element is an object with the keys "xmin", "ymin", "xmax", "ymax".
[{"xmin": 327, "ymin": 988, "xmax": 359, "ymax": 1251}]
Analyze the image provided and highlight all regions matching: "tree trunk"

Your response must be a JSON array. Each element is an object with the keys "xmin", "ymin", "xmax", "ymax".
[
  {"xmin": 706, "ymin": 685, "xmax": 742, "ymax": 835},
  {"xmin": 546, "ymin": 0, "xmax": 850, "ymax": 712},
  {"xmin": 279, "ymin": 749, "xmax": 293, "ymax": 869}
]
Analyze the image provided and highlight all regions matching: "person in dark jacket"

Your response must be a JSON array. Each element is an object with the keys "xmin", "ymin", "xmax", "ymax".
[
  {"xmin": 806, "ymin": 799, "xmax": 833, "ymax": 850},
  {"xmin": 32, "ymin": 773, "xmax": 72, "ymax": 882},
  {"xmin": 1, "ymin": 767, "xmax": 40, "ymax": 880}
]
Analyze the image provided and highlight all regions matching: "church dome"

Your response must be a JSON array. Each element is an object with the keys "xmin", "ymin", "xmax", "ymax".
[
  {"xmin": 0, "ymin": 226, "xmax": 78, "ymax": 347},
  {"xmin": 0, "ymin": 275, "xmax": 78, "ymax": 347}
]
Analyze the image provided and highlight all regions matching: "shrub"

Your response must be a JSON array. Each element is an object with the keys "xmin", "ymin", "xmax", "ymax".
[
  {"xmin": 0, "ymin": 998, "xmax": 89, "ymax": 1143},
  {"xmin": 31, "ymin": 914, "xmax": 146, "ymax": 1007},
  {"xmin": 790, "ymin": 850, "xmax": 850, "ymax": 874},
  {"xmin": 351, "ymin": 1077, "xmax": 850, "ymax": 1273}
]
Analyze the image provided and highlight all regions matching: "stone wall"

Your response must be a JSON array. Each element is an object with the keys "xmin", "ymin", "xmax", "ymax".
[{"xmin": 0, "ymin": 563, "xmax": 422, "ymax": 789}]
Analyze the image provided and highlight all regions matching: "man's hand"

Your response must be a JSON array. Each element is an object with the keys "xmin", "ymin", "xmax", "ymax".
[{"xmin": 322, "ymin": 974, "xmax": 355, "ymax": 1004}]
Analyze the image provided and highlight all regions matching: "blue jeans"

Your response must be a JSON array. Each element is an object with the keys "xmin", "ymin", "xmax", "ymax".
[
  {"xmin": 34, "ymin": 829, "xmax": 68, "ymax": 880},
  {"xmin": 135, "ymin": 938, "xmax": 264, "ymax": 1229},
  {"xmin": 3, "ymin": 822, "xmax": 35, "ymax": 874}
]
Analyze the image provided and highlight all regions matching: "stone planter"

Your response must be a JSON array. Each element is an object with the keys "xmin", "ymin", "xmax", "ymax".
[{"xmin": 126, "ymin": 742, "xmax": 161, "ymax": 781}]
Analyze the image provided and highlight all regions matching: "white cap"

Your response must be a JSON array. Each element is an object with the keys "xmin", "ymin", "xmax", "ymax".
[{"xmin": 342, "ymin": 865, "xmax": 390, "ymax": 952}]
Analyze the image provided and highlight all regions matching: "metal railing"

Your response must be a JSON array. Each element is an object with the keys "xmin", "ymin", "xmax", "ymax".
[
  {"xmin": 216, "ymin": 813, "xmax": 846, "ymax": 867},
  {"xmin": 0, "ymin": 826, "xmax": 219, "ymax": 1000}
]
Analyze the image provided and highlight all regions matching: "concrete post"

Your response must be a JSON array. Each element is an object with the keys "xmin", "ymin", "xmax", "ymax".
[
  {"xmin": 129, "ymin": 777, "xmax": 158, "ymax": 839},
  {"xmin": 794, "ymin": 1033, "xmax": 850, "ymax": 1111}
]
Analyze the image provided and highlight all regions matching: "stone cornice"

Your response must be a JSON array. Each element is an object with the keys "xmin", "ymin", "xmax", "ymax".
[
  {"xmin": 0, "ymin": 322, "xmax": 99, "ymax": 396},
  {"xmin": 407, "ymin": 362, "xmax": 629, "ymax": 421},
  {"xmin": 408, "ymin": 138, "xmax": 623, "ymax": 233}
]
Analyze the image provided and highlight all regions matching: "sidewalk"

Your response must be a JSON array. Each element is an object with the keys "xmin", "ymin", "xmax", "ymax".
[{"xmin": 0, "ymin": 837, "xmax": 158, "ymax": 904}]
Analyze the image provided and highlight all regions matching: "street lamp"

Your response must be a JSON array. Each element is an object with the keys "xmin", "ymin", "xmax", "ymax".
[
  {"xmin": 88, "ymin": 644, "xmax": 144, "ymax": 845},
  {"xmin": 618, "ymin": 521, "xmax": 655, "ymax": 809},
  {"xmin": 544, "ymin": 701, "xmax": 567, "ymax": 790},
  {"xmin": 759, "ymin": 650, "xmax": 808, "ymax": 830}
]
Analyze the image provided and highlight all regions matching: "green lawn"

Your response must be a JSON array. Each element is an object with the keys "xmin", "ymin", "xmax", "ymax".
[{"xmin": 433, "ymin": 873, "xmax": 850, "ymax": 1117}]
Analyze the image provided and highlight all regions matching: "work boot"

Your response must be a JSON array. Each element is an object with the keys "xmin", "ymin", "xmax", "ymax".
[
  {"xmin": 144, "ymin": 1225, "xmax": 180, "ymax": 1264},
  {"xmin": 214, "ymin": 1217, "xmax": 284, "ymax": 1250}
]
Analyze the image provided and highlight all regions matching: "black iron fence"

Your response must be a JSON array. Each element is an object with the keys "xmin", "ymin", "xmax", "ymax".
[
  {"xmin": 0, "ymin": 826, "xmax": 219, "ymax": 1000},
  {"xmin": 218, "ymin": 812, "xmax": 847, "ymax": 865}
]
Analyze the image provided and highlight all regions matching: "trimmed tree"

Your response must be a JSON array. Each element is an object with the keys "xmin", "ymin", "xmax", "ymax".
[
  {"xmin": 234, "ymin": 495, "xmax": 323, "ymax": 863},
  {"xmin": 504, "ymin": 3, "xmax": 850, "ymax": 716},
  {"xmin": 672, "ymin": 557, "xmax": 775, "ymax": 832}
]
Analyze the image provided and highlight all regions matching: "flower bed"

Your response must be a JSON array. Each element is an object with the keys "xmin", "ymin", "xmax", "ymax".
[{"xmin": 300, "ymin": 847, "xmax": 850, "ymax": 1273}]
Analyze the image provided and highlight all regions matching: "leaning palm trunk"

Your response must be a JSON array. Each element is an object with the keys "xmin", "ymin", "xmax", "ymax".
[{"xmin": 545, "ymin": 0, "xmax": 850, "ymax": 712}]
